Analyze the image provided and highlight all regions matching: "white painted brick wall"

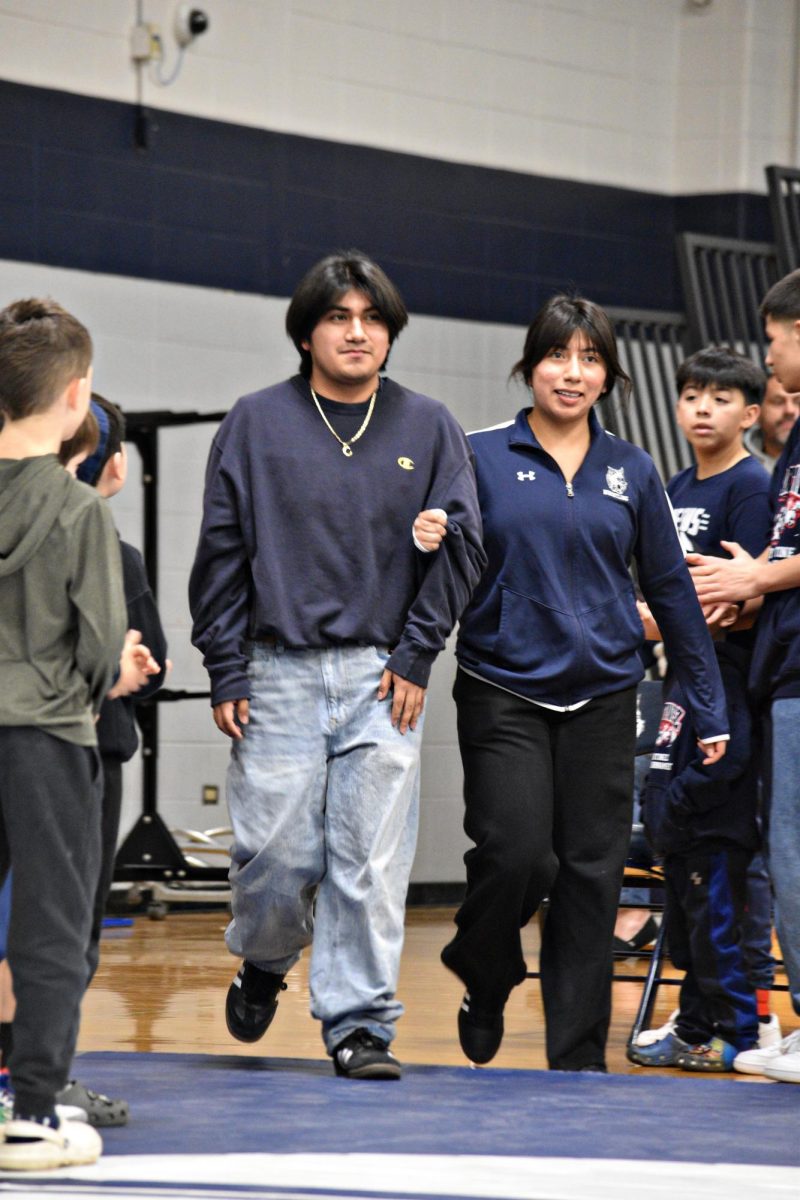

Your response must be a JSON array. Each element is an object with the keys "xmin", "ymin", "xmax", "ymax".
[{"xmin": 0, "ymin": 0, "xmax": 795, "ymax": 194}]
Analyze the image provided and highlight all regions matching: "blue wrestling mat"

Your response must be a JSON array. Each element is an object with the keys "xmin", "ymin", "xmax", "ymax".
[
  {"xmin": 77, "ymin": 1051, "xmax": 800, "ymax": 1163},
  {"xmin": 1, "ymin": 1053, "xmax": 798, "ymax": 1199}
]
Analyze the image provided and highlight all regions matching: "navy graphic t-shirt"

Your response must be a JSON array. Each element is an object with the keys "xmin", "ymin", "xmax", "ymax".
[
  {"xmin": 668, "ymin": 455, "xmax": 771, "ymax": 654},
  {"xmin": 667, "ymin": 455, "xmax": 772, "ymax": 559}
]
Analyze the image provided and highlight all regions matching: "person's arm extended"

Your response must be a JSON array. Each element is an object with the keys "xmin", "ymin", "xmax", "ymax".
[
  {"xmin": 635, "ymin": 468, "xmax": 728, "ymax": 753},
  {"xmin": 689, "ymin": 540, "xmax": 800, "ymax": 604},
  {"xmin": 385, "ymin": 447, "xmax": 487, "ymax": 697},
  {"xmin": 189, "ymin": 440, "xmax": 253, "ymax": 726}
]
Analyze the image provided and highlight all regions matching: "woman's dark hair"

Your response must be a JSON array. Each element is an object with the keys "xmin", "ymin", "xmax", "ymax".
[
  {"xmin": 511, "ymin": 294, "xmax": 632, "ymax": 406},
  {"xmin": 285, "ymin": 250, "xmax": 409, "ymax": 378},
  {"xmin": 676, "ymin": 346, "xmax": 766, "ymax": 408}
]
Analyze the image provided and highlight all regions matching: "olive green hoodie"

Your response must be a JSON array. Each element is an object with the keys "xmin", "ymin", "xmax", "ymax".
[{"xmin": 0, "ymin": 454, "xmax": 126, "ymax": 745}]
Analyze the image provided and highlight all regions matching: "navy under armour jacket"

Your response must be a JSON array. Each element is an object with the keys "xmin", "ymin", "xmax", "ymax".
[
  {"xmin": 456, "ymin": 408, "xmax": 728, "ymax": 742},
  {"xmin": 189, "ymin": 376, "xmax": 486, "ymax": 706}
]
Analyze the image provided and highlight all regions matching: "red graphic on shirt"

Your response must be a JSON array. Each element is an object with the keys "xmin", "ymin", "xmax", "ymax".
[
  {"xmin": 655, "ymin": 701, "xmax": 686, "ymax": 748},
  {"xmin": 771, "ymin": 463, "xmax": 800, "ymax": 546}
]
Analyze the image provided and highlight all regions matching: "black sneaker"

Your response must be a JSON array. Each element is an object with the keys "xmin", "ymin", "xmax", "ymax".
[
  {"xmin": 457, "ymin": 991, "xmax": 504, "ymax": 1065},
  {"xmin": 332, "ymin": 1029, "xmax": 402, "ymax": 1079},
  {"xmin": 225, "ymin": 962, "xmax": 286, "ymax": 1043}
]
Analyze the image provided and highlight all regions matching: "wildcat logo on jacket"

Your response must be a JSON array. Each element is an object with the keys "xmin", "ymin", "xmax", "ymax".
[{"xmin": 603, "ymin": 466, "xmax": 629, "ymax": 502}]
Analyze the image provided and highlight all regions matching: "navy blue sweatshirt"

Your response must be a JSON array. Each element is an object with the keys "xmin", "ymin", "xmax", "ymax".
[
  {"xmin": 643, "ymin": 644, "xmax": 758, "ymax": 856},
  {"xmin": 189, "ymin": 376, "xmax": 486, "ymax": 705},
  {"xmin": 456, "ymin": 408, "xmax": 727, "ymax": 741},
  {"xmin": 750, "ymin": 416, "xmax": 800, "ymax": 704}
]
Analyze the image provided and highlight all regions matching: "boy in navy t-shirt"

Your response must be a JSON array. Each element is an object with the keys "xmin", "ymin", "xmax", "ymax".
[{"xmin": 630, "ymin": 347, "xmax": 772, "ymax": 1072}]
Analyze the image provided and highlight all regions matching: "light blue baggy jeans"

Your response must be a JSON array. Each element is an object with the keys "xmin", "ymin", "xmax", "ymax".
[
  {"xmin": 225, "ymin": 643, "xmax": 423, "ymax": 1052},
  {"xmin": 768, "ymin": 697, "xmax": 800, "ymax": 1016}
]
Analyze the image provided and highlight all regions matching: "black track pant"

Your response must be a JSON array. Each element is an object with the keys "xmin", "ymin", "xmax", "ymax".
[
  {"xmin": 0, "ymin": 728, "xmax": 101, "ymax": 1118},
  {"xmin": 86, "ymin": 756, "xmax": 123, "ymax": 985},
  {"xmin": 442, "ymin": 670, "xmax": 636, "ymax": 1070},
  {"xmin": 668, "ymin": 847, "xmax": 758, "ymax": 1051}
]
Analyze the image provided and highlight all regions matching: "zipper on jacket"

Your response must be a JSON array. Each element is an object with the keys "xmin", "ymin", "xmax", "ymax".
[{"xmin": 566, "ymin": 481, "xmax": 574, "ymax": 497}]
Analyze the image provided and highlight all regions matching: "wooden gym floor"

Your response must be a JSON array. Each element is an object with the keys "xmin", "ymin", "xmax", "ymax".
[{"xmin": 78, "ymin": 906, "xmax": 790, "ymax": 1080}]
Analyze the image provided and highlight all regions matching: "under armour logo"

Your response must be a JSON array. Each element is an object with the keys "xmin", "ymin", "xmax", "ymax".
[
  {"xmin": 690, "ymin": 871, "xmax": 703, "ymax": 886},
  {"xmin": 517, "ymin": 470, "xmax": 536, "ymax": 482}
]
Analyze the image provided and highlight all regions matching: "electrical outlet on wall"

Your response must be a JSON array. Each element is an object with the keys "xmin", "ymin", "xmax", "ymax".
[{"xmin": 202, "ymin": 784, "xmax": 219, "ymax": 806}]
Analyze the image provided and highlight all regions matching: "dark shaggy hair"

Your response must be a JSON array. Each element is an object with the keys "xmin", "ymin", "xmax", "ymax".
[
  {"xmin": 761, "ymin": 268, "xmax": 800, "ymax": 322},
  {"xmin": 676, "ymin": 346, "xmax": 766, "ymax": 408},
  {"xmin": 285, "ymin": 251, "xmax": 408, "ymax": 378},
  {"xmin": 510, "ymin": 294, "xmax": 632, "ymax": 406}
]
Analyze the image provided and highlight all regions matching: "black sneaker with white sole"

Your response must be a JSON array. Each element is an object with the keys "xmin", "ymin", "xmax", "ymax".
[
  {"xmin": 457, "ymin": 991, "xmax": 504, "ymax": 1064},
  {"xmin": 332, "ymin": 1028, "xmax": 402, "ymax": 1079},
  {"xmin": 225, "ymin": 962, "xmax": 286, "ymax": 1043}
]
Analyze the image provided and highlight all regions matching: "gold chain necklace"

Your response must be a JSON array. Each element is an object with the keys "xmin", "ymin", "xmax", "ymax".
[{"xmin": 310, "ymin": 385, "xmax": 377, "ymax": 457}]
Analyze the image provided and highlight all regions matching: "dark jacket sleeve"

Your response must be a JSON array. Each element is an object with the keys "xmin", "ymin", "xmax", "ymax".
[
  {"xmin": 643, "ymin": 658, "xmax": 752, "ymax": 856},
  {"xmin": 635, "ymin": 466, "xmax": 728, "ymax": 742},
  {"xmin": 189, "ymin": 437, "xmax": 253, "ymax": 706},
  {"xmin": 70, "ymin": 499, "xmax": 128, "ymax": 713},
  {"xmin": 97, "ymin": 542, "xmax": 168, "ymax": 761},
  {"xmin": 386, "ymin": 435, "xmax": 487, "ymax": 688}
]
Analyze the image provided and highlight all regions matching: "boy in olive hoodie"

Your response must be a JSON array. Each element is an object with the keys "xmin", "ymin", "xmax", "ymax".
[{"xmin": 0, "ymin": 299, "xmax": 126, "ymax": 1170}]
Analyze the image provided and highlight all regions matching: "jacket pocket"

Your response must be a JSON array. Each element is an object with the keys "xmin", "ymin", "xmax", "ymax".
[
  {"xmin": 579, "ymin": 585, "xmax": 643, "ymax": 669},
  {"xmin": 493, "ymin": 585, "xmax": 576, "ymax": 677}
]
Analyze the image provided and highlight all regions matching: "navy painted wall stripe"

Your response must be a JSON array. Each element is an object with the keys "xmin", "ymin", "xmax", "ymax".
[{"xmin": 1, "ymin": 80, "xmax": 770, "ymax": 322}]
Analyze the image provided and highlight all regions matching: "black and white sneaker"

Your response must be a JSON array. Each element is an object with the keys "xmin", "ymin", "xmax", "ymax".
[
  {"xmin": 332, "ymin": 1028, "xmax": 402, "ymax": 1079},
  {"xmin": 225, "ymin": 962, "xmax": 286, "ymax": 1043},
  {"xmin": 457, "ymin": 991, "xmax": 504, "ymax": 1065}
]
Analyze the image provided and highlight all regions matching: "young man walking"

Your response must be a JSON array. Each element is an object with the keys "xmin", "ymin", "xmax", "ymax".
[{"xmin": 189, "ymin": 251, "xmax": 485, "ymax": 1079}]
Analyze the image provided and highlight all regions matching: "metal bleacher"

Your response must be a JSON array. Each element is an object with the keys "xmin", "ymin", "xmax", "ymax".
[
  {"xmin": 676, "ymin": 231, "xmax": 780, "ymax": 366},
  {"xmin": 766, "ymin": 163, "xmax": 800, "ymax": 275},
  {"xmin": 603, "ymin": 307, "xmax": 693, "ymax": 482}
]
